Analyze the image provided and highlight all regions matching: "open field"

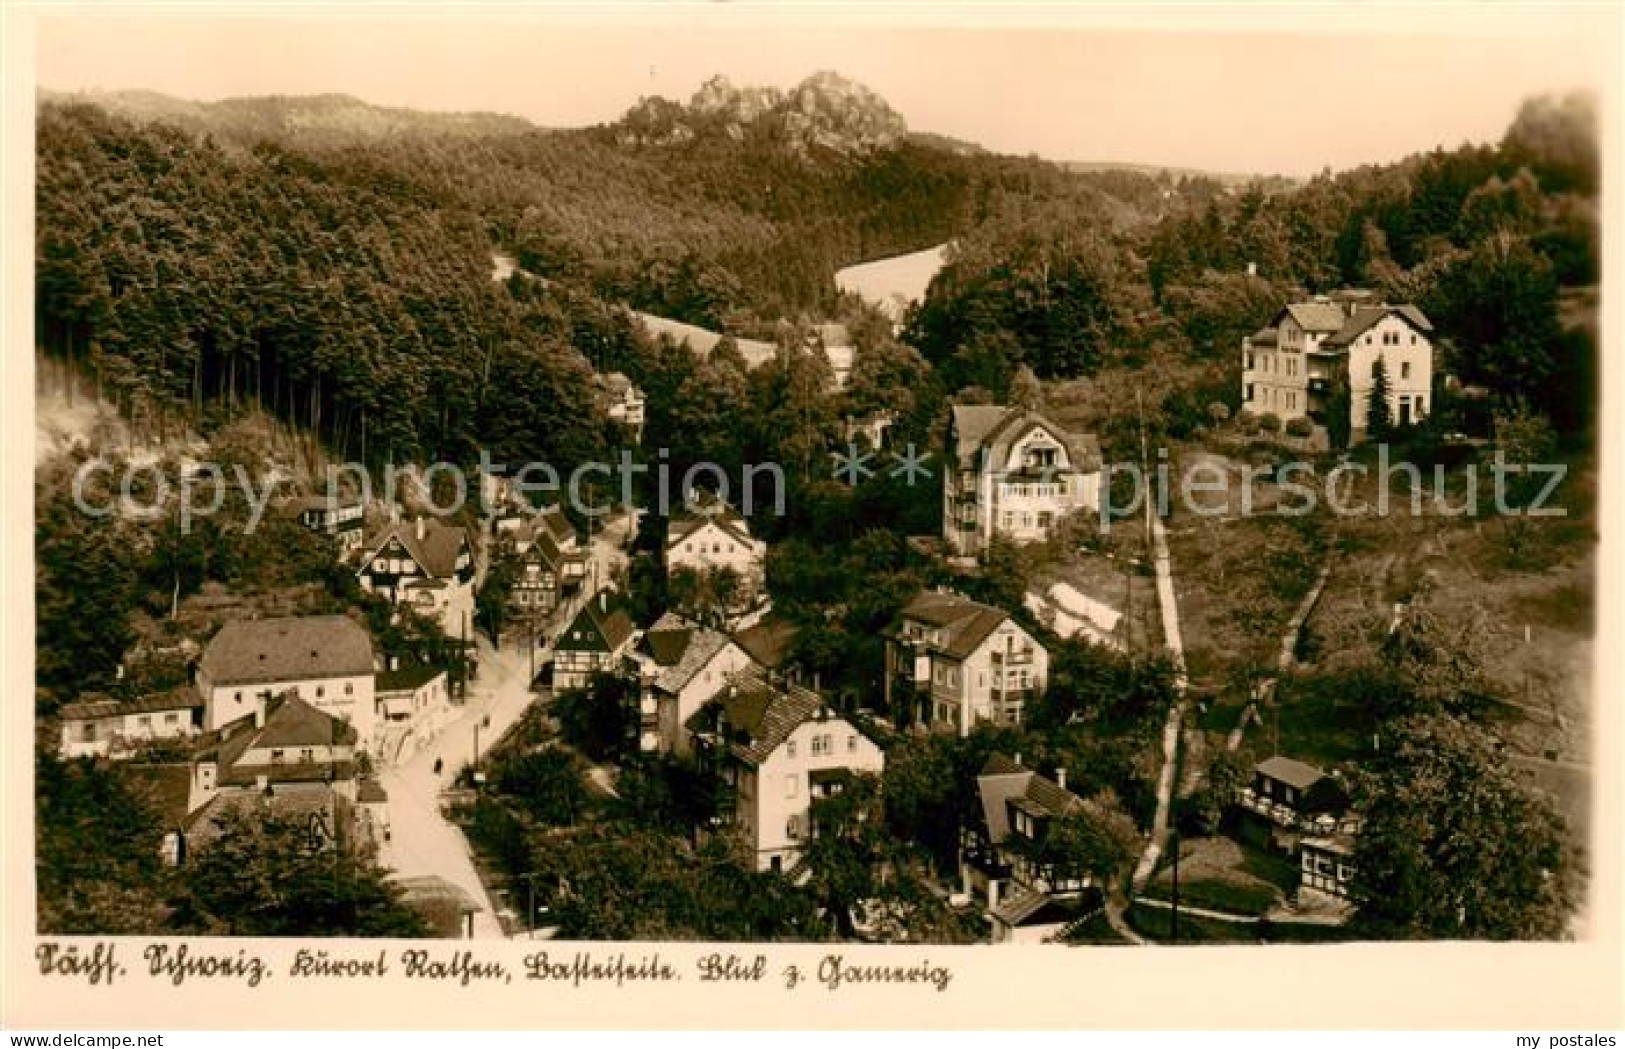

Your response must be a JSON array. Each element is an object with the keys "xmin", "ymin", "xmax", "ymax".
[
  {"xmin": 631, "ymin": 312, "xmax": 778, "ymax": 369},
  {"xmin": 834, "ymin": 243, "xmax": 950, "ymax": 322}
]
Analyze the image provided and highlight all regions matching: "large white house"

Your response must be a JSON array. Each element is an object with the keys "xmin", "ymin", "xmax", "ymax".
[
  {"xmin": 884, "ymin": 589, "xmax": 1049, "ymax": 735},
  {"xmin": 196, "ymin": 614, "xmax": 377, "ymax": 752},
  {"xmin": 689, "ymin": 666, "xmax": 885, "ymax": 874},
  {"xmin": 356, "ymin": 517, "xmax": 476, "ymax": 636},
  {"xmin": 943, "ymin": 405, "xmax": 1104, "ymax": 557},
  {"xmin": 1242, "ymin": 294, "xmax": 1435, "ymax": 441},
  {"xmin": 665, "ymin": 491, "xmax": 767, "ymax": 603}
]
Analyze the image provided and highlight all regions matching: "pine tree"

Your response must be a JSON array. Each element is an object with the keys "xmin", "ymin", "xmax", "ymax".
[{"xmin": 1366, "ymin": 354, "xmax": 1394, "ymax": 440}]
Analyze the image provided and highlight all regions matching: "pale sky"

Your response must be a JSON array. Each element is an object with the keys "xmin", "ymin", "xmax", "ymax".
[{"xmin": 31, "ymin": 6, "xmax": 1616, "ymax": 177}]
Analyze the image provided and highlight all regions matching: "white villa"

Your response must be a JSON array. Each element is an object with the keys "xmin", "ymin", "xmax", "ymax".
[
  {"xmin": 1243, "ymin": 293, "xmax": 1435, "ymax": 441},
  {"xmin": 943, "ymin": 405, "xmax": 1104, "ymax": 557}
]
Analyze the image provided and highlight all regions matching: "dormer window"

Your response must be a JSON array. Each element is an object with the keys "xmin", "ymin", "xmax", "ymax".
[{"xmin": 1025, "ymin": 447, "xmax": 1057, "ymax": 470}]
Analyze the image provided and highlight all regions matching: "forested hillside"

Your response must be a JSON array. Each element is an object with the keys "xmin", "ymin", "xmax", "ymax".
[
  {"xmin": 37, "ymin": 80, "xmax": 1598, "ymax": 473},
  {"xmin": 907, "ymin": 93, "xmax": 1599, "ymax": 440},
  {"xmin": 35, "ymin": 73, "xmax": 1209, "ymax": 469}
]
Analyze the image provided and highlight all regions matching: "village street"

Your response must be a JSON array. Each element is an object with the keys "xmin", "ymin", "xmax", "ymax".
[
  {"xmin": 378, "ymin": 633, "xmax": 538, "ymax": 938},
  {"xmin": 375, "ymin": 518, "xmax": 631, "ymax": 938}
]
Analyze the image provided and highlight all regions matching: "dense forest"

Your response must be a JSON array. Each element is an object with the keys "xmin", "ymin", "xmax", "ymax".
[
  {"xmin": 906, "ymin": 93, "xmax": 1599, "ymax": 440},
  {"xmin": 36, "ymin": 73, "xmax": 1238, "ymax": 473}
]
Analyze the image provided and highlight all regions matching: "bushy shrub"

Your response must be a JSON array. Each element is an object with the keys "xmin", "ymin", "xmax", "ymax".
[
  {"xmin": 1284, "ymin": 416, "xmax": 1313, "ymax": 438},
  {"xmin": 1207, "ymin": 402, "xmax": 1231, "ymax": 425},
  {"xmin": 1258, "ymin": 412, "xmax": 1282, "ymax": 433}
]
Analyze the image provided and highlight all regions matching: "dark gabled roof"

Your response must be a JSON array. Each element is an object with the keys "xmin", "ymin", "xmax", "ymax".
[
  {"xmin": 245, "ymin": 695, "xmax": 358, "ymax": 750},
  {"xmin": 117, "ymin": 687, "xmax": 205, "ymax": 716},
  {"xmin": 359, "ymin": 518, "xmax": 469, "ymax": 579},
  {"xmin": 519, "ymin": 529, "xmax": 565, "ymax": 571},
  {"xmin": 977, "ymin": 753, "xmax": 1085, "ymax": 846},
  {"xmin": 514, "ymin": 507, "xmax": 578, "ymax": 551},
  {"xmin": 199, "ymin": 615, "xmax": 374, "ymax": 688},
  {"xmin": 1255, "ymin": 755, "xmax": 1328, "ymax": 791},
  {"xmin": 57, "ymin": 696, "xmax": 123, "ymax": 720},
  {"xmin": 732, "ymin": 612, "xmax": 798, "ymax": 670},
  {"xmin": 61, "ymin": 689, "xmax": 202, "ymax": 721},
  {"xmin": 897, "ymin": 590, "xmax": 1015, "ymax": 661},
  {"xmin": 686, "ymin": 665, "xmax": 827, "ymax": 767},
  {"xmin": 642, "ymin": 616, "xmax": 696, "ymax": 667},
  {"xmin": 1321, "ymin": 303, "xmax": 1434, "ymax": 349},
  {"xmin": 375, "ymin": 663, "xmax": 445, "ymax": 694},
  {"xmin": 556, "ymin": 590, "xmax": 636, "ymax": 654},
  {"xmin": 1277, "ymin": 301, "xmax": 1350, "ymax": 333},
  {"xmin": 118, "ymin": 763, "xmax": 196, "ymax": 829},
  {"xmin": 393, "ymin": 874, "xmax": 483, "ymax": 918},
  {"xmin": 948, "ymin": 405, "xmax": 1102, "ymax": 473},
  {"xmin": 183, "ymin": 784, "xmax": 349, "ymax": 851},
  {"xmin": 284, "ymin": 493, "xmax": 362, "ymax": 515}
]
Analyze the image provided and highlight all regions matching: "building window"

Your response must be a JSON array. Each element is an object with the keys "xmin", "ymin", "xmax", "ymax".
[
  {"xmin": 235, "ymin": 691, "xmax": 243, "ymax": 703},
  {"xmin": 787, "ymin": 740, "xmax": 797, "ymax": 759},
  {"xmin": 786, "ymin": 816, "xmax": 802, "ymax": 840},
  {"xmin": 270, "ymin": 749, "xmax": 285, "ymax": 763},
  {"xmin": 137, "ymin": 715, "xmax": 151, "ymax": 728},
  {"xmin": 784, "ymin": 775, "xmax": 798, "ymax": 799},
  {"xmin": 81, "ymin": 724, "xmax": 95, "ymax": 741},
  {"xmin": 316, "ymin": 686, "xmax": 325, "ymax": 699},
  {"xmin": 164, "ymin": 713, "xmax": 179, "ymax": 725},
  {"xmin": 300, "ymin": 748, "xmax": 314, "ymax": 763},
  {"xmin": 848, "ymin": 735, "xmax": 857, "ymax": 752},
  {"xmin": 1401, "ymin": 361, "xmax": 1411, "ymax": 380},
  {"xmin": 811, "ymin": 736, "xmax": 825, "ymax": 756},
  {"xmin": 1245, "ymin": 383, "xmax": 1254, "ymax": 402},
  {"xmin": 344, "ymin": 682, "xmax": 354, "ymax": 696}
]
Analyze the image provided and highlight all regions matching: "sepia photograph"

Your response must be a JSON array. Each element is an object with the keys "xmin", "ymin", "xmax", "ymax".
[{"xmin": 4, "ymin": 0, "xmax": 1621, "ymax": 1032}]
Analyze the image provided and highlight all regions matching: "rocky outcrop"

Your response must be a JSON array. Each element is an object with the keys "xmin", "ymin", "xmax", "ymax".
[{"xmin": 613, "ymin": 71, "xmax": 906, "ymax": 157}]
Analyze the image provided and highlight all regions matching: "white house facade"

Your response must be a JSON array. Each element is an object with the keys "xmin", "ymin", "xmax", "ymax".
[
  {"xmin": 943, "ymin": 405, "xmax": 1104, "ymax": 557},
  {"xmin": 1242, "ymin": 295, "xmax": 1434, "ymax": 441}
]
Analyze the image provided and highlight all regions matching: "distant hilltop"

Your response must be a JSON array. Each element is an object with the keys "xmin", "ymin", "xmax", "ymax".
[{"xmin": 37, "ymin": 87, "xmax": 538, "ymax": 142}]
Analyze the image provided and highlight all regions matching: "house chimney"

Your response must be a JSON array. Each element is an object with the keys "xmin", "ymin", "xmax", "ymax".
[
  {"xmin": 1055, "ymin": 767, "xmax": 1067, "ymax": 790},
  {"xmin": 415, "ymin": 516, "xmax": 426, "ymax": 542}
]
